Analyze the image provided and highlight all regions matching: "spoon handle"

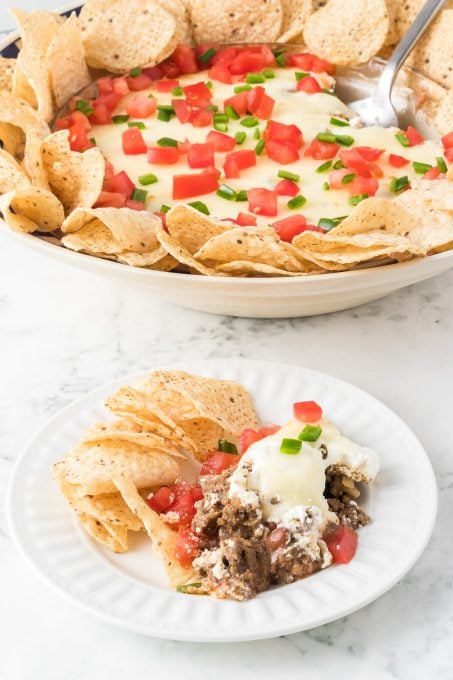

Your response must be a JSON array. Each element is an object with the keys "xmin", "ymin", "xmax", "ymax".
[{"xmin": 378, "ymin": 0, "xmax": 448, "ymax": 98}]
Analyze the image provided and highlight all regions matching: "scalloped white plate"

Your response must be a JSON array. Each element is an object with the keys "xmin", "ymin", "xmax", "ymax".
[{"xmin": 7, "ymin": 359, "xmax": 437, "ymax": 641}]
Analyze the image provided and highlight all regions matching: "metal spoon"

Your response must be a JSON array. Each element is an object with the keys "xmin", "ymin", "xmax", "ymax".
[{"xmin": 349, "ymin": 0, "xmax": 447, "ymax": 127}]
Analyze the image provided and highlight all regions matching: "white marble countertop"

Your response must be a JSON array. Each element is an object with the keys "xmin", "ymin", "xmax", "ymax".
[{"xmin": 2, "ymin": 2, "xmax": 453, "ymax": 677}]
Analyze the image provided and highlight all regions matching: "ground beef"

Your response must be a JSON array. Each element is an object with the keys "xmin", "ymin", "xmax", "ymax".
[
  {"xmin": 325, "ymin": 466, "xmax": 371, "ymax": 530},
  {"xmin": 271, "ymin": 544, "xmax": 324, "ymax": 585}
]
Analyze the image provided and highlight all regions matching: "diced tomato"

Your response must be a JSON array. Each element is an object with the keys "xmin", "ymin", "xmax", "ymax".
[
  {"xmin": 339, "ymin": 148, "xmax": 371, "ymax": 176},
  {"xmin": 266, "ymin": 139, "xmax": 300, "ymax": 164},
  {"xmin": 209, "ymin": 64, "xmax": 233, "ymax": 84},
  {"xmin": 71, "ymin": 110, "xmax": 91, "ymax": 130},
  {"xmin": 187, "ymin": 142, "xmax": 215, "ymax": 169},
  {"xmin": 206, "ymin": 130, "xmax": 236, "ymax": 152},
  {"xmin": 94, "ymin": 190, "xmax": 126, "ymax": 208},
  {"xmin": 104, "ymin": 160, "xmax": 115, "ymax": 182},
  {"xmin": 369, "ymin": 162, "xmax": 384, "ymax": 179},
  {"xmin": 112, "ymin": 76, "xmax": 130, "ymax": 95},
  {"xmin": 178, "ymin": 138, "xmax": 190, "ymax": 154},
  {"xmin": 126, "ymin": 95, "xmax": 157, "ymax": 118},
  {"xmin": 89, "ymin": 104, "xmax": 112, "ymax": 125},
  {"xmin": 247, "ymin": 86, "xmax": 275, "ymax": 119},
  {"xmin": 406, "ymin": 125, "xmax": 424, "ymax": 146},
  {"xmin": 97, "ymin": 76, "xmax": 114, "ymax": 95},
  {"xmin": 171, "ymin": 44, "xmax": 199, "ymax": 74},
  {"xmin": 323, "ymin": 525, "xmax": 358, "ymax": 564},
  {"xmin": 224, "ymin": 149, "xmax": 256, "ymax": 170},
  {"xmin": 173, "ymin": 169, "xmax": 219, "ymax": 199},
  {"xmin": 355, "ymin": 146, "xmax": 385, "ymax": 162},
  {"xmin": 288, "ymin": 52, "xmax": 315, "ymax": 70},
  {"xmin": 147, "ymin": 486, "xmax": 176, "ymax": 513},
  {"xmin": 67, "ymin": 121, "xmax": 93, "ymax": 152},
  {"xmin": 248, "ymin": 188, "xmax": 278, "ymax": 216},
  {"xmin": 224, "ymin": 91, "xmax": 248, "ymax": 117},
  {"xmin": 126, "ymin": 73, "xmax": 153, "ymax": 91},
  {"xmin": 223, "ymin": 157, "xmax": 240, "ymax": 178},
  {"xmin": 160, "ymin": 60, "xmax": 181, "ymax": 79},
  {"xmin": 293, "ymin": 400, "xmax": 323, "ymax": 422},
  {"xmin": 143, "ymin": 65, "xmax": 163, "ymax": 80},
  {"xmin": 211, "ymin": 46, "xmax": 238, "ymax": 66},
  {"xmin": 189, "ymin": 108, "xmax": 213, "ymax": 127},
  {"xmin": 264, "ymin": 120, "xmax": 303, "ymax": 147},
  {"xmin": 348, "ymin": 176, "xmax": 379, "ymax": 196},
  {"xmin": 311, "ymin": 56, "xmax": 335, "ymax": 75},
  {"xmin": 200, "ymin": 451, "xmax": 239, "ymax": 476},
  {"xmin": 273, "ymin": 214, "xmax": 307, "ymax": 242},
  {"xmin": 156, "ymin": 79, "xmax": 180, "ymax": 93},
  {"xmin": 329, "ymin": 167, "xmax": 354, "ymax": 189},
  {"xmin": 388, "ymin": 153, "xmax": 409, "ymax": 168},
  {"xmin": 94, "ymin": 91, "xmax": 123, "ymax": 110},
  {"xmin": 228, "ymin": 49, "xmax": 267, "ymax": 75},
  {"xmin": 235, "ymin": 211, "xmax": 257, "ymax": 226},
  {"xmin": 54, "ymin": 115, "xmax": 72, "ymax": 131},
  {"xmin": 275, "ymin": 179, "xmax": 299, "ymax": 196},
  {"xmin": 423, "ymin": 167, "xmax": 441, "ymax": 180},
  {"xmin": 125, "ymin": 199, "xmax": 146, "ymax": 210},
  {"xmin": 183, "ymin": 81, "xmax": 212, "ymax": 107},
  {"xmin": 173, "ymin": 98, "xmax": 191, "ymax": 124},
  {"xmin": 122, "ymin": 126, "xmax": 147, "ymax": 154},
  {"xmin": 240, "ymin": 424, "xmax": 280, "ymax": 454},
  {"xmin": 107, "ymin": 170, "xmax": 135, "ymax": 198},
  {"xmin": 175, "ymin": 526, "xmax": 199, "ymax": 567},
  {"xmin": 441, "ymin": 131, "xmax": 453, "ymax": 148},
  {"xmin": 305, "ymin": 138, "xmax": 339, "ymax": 160},
  {"xmin": 147, "ymin": 146, "xmax": 179, "ymax": 164},
  {"xmin": 445, "ymin": 147, "xmax": 453, "ymax": 162},
  {"xmin": 296, "ymin": 76, "xmax": 322, "ymax": 94}
]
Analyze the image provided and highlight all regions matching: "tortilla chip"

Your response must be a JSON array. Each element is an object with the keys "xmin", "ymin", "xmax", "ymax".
[
  {"xmin": 332, "ymin": 197, "xmax": 418, "ymax": 237},
  {"xmin": 166, "ymin": 204, "xmax": 233, "ymax": 254},
  {"xmin": 396, "ymin": 179, "xmax": 453, "ymax": 253},
  {"xmin": 46, "ymin": 13, "xmax": 91, "ymax": 109},
  {"xmin": 433, "ymin": 90, "xmax": 453, "ymax": 136},
  {"xmin": 0, "ymin": 149, "xmax": 31, "ymax": 193},
  {"xmin": 0, "ymin": 90, "xmax": 49, "ymax": 159},
  {"xmin": 22, "ymin": 131, "xmax": 50, "ymax": 190},
  {"xmin": 154, "ymin": 219, "xmax": 219, "ymax": 275},
  {"xmin": 78, "ymin": 513, "xmax": 130, "ymax": 552},
  {"xmin": 406, "ymin": 11, "xmax": 453, "ymax": 90},
  {"xmin": 117, "ymin": 251, "xmax": 178, "ymax": 270},
  {"xmin": 189, "ymin": 0, "xmax": 282, "ymax": 44},
  {"xmin": 216, "ymin": 260, "xmax": 315, "ymax": 276},
  {"xmin": 10, "ymin": 9, "xmax": 60, "ymax": 123},
  {"xmin": 0, "ymin": 58, "xmax": 16, "ymax": 92},
  {"xmin": 79, "ymin": 0, "xmax": 177, "ymax": 73},
  {"xmin": 303, "ymin": 0, "xmax": 389, "ymax": 65},
  {"xmin": 51, "ymin": 439, "xmax": 180, "ymax": 498},
  {"xmin": 176, "ymin": 418, "xmax": 224, "ymax": 458},
  {"xmin": 41, "ymin": 130, "xmax": 105, "ymax": 214},
  {"xmin": 384, "ymin": 0, "xmax": 400, "ymax": 46},
  {"xmin": 292, "ymin": 230, "xmax": 424, "ymax": 269},
  {"xmin": 194, "ymin": 226, "xmax": 315, "ymax": 273},
  {"xmin": 279, "ymin": 0, "xmax": 313, "ymax": 43},
  {"xmin": 113, "ymin": 475, "xmax": 195, "ymax": 587},
  {"xmin": 0, "ymin": 186, "xmax": 64, "ymax": 233},
  {"xmin": 154, "ymin": 0, "xmax": 194, "ymax": 45}
]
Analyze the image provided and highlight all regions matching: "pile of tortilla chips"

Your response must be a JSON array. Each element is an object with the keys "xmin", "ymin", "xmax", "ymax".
[
  {"xmin": 0, "ymin": 1, "xmax": 452, "ymax": 278},
  {"xmin": 51, "ymin": 370, "xmax": 258, "ymax": 587}
]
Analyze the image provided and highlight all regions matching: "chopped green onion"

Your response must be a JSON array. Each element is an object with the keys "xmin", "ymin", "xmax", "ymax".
[
  {"xmin": 214, "ymin": 113, "xmax": 229, "ymax": 124},
  {"xmin": 323, "ymin": 181, "xmax": 330, "ymax": 191},
  {"xmin": 75, "ymin": 99, "xmax": 93, "ymax": 116},
  {"xmin": 412, "ymin": 161, "xmax": 432, "ymax": 174},
  {"xmin": 198, "ymin": 46, "xmax": 216, "ymax": 63},
  {"xmin": 157, "ymin": 104, "xmax": 175, "ymax": 112},
  {"xmin": 112, "ymin": 114, "xmax": 129, "ymax": 124},
  {"xmin": 333, "ymin": 159, "xmax": 345, "ymax": 169},
  {"xmin": 318, "ymin": 216, "xmax": 346, "ymax": 230},
  {"xmin": 216, "ymin": 183, "xmax": 237, "ymax": 200},
  {"xmin": 264, "ymin": 68, "xmax": 275, "ymax": 79},
  {"xmin": 157, "ymin": 137, "xmax": 179, "ymax": 147},
  {"xmin": 236, "ymin": 189, "xmax": 248, "ymax": 201},
  {"xmin": 255, "ymin": 139, "xmax": 265, "ymax": 155},
  {"xmin": 235, "ymin": 131, "xmax": 247, "ymax": 145},
  {"xmin": 341, "ymin": 172, "xmax": 356, "ymax": 184},
  {"xmin": 131, "ymin": 188, "xmax": 148, "ymax": 203},
  {"xmin": 129, "ymin": 66, "xmax": 142, "ymax": 77},
  {"xmin": 157, "ymin": 109, "xmax": 171, "ymax": 122},
  {"xmin": 295, "ymin": 71, "xmax": 309, "ymax": 81},
  {"xmin": 214, "ymin": 122, "xmax": 228, "ymax": 132},
  {"xmin": 188, "ymin": 201, "xmax": 210, "ymax": 215},
  {"xmin": 218, "ymin": 439, "xmax": 238, "ymax": 454},
  {"xmin": 225, "ymin": 104, "xmax": 239, "ymax": 120},
  {"xmin": 280, "ymin": 438, "xmax": 302, "ymax": 455},
  {"xmin": 206, "ymin": 81, "xmax": 213, "ymax": 89},
  {"xmin": 298, "ymin": 424, "xmax": 322, "ymax": 442},
  {"xmin": 395, "ymin": 131, "xmax": 410, "ymax": 147},
  {"xmin": 148, "ymin": 93, "xmax": 156, "ymax": 99},
  {"xmin": 89, "ymin": 137, "xmax": 96, "ymax": 145},
  {"xmin": 171, "ymin": 86, "xmax": 183, "ymax": 96},
  {"xmin": 160, "ymin": 204, "xmax": 171, "ymax": 213},
  {"xmin": 138, "ymin": 173, "xmax": 158, "ymax": 185},
  {"xmin": 275, "ymin": 53, "xmax": 286, "ymax": 67},
  {"xmin": 253, "ymin": 127, "xmax": 261, "ymax": 140},
  {"xmin": 335, "ymin": 134, "xmax": 354, "ymax": 146},
  {"xmin": 234, "ymin": 84, "xmax": 252, "ymax": 93},
  {"xmin": 316, "ymin": 132, "xmax": 336, "ymax": 143},
  {"xmin": 288, "ymin": 195, "xmax": 307, "ymax": 209},
  {"xmin": 278, "ymin": 169, "xmax": 300, "ymax": 182},
  {"xmin": 246, "ymin": 73, "xmax": 266, "ymax": 84},
  {"xmin": 349, "ymin": 193, "xmax": 368, "ymax": 206},
  {"xmin": 176, "ymin": 583, "xmax": 202, "ymax": 593},
  {"xmin": 436, "ymin": 156, "xmax": 447, "ymax": 172},
  {"xmin": 322, "ymin": 88, "xmax": 335, "ymax": 96},
  {"xmin": 207, "ymin": 104, "xmax": 219, "ymax": 112},
  {"xmin": 330, "ymin": 117, "xmax": 349, "ymax": 127},
  {"xmin": 240, "ymin": 116, "xmax": 259, "ymax": 127},
  {"xmin": 316, "ymin": 160, "xmax": 332, "ymax": 173},
  {"xmin": 127, "ymin": 121, "xmax": 146, "ymax": 129},
  {"xmin": 389, "ymin": 175, "xmax": 409, "ymax": 193}
]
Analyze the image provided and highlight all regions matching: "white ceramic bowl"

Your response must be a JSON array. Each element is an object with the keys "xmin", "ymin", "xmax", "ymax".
[{"xmin": 2, "ymin": 3, "xmax": 453, "ymax": 318}]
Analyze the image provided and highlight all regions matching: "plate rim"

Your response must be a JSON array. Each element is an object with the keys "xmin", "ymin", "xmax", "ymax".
[{"xmin": 6, "ymin": 358, "xmax": 438, "ymax": 641}]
